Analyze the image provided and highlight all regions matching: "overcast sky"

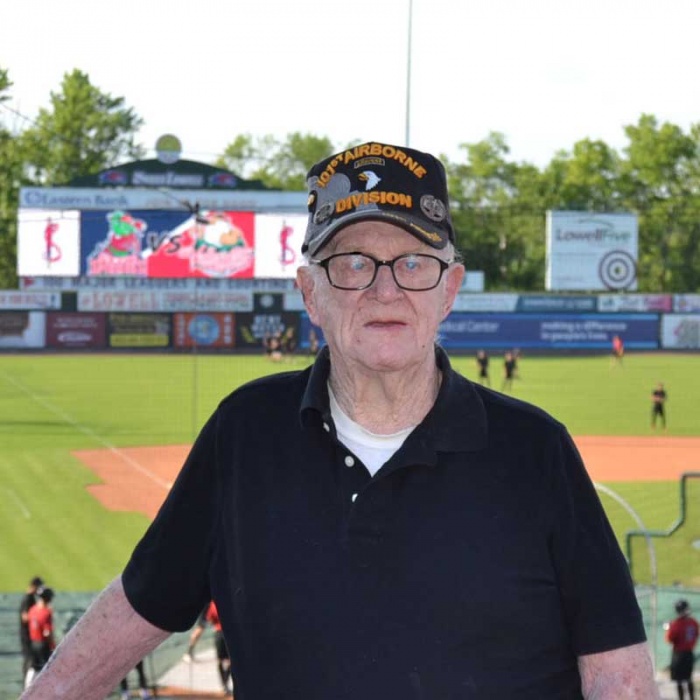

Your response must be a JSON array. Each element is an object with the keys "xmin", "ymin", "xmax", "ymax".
[{"xmin": 2, "ymin": 0, "xmax": 699, "ymax": 167}]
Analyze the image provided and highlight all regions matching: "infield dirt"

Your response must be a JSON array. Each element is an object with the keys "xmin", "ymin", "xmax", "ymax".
[{"xmin": 73, "ymin": 436, "xmax": 700, "ymax": 520}]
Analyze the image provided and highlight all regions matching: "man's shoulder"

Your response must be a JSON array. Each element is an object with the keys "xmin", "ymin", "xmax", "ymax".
[{"xmin": 218, "ymin": 367, "xmax": 310, "ymax": 413}]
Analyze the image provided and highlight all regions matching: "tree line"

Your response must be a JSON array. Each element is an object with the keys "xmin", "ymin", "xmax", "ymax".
[{"xmin": 1, "ymin": 67, "xmax": 699, "ymax": 292}]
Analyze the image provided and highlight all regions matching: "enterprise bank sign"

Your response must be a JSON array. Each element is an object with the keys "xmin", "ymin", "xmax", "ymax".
[{"xmin": 546, "ymin": 211, "xmax": 638, "ymax": 291}]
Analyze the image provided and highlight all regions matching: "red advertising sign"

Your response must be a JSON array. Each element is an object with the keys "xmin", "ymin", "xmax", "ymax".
[
  {"xmin": 173, "ymin": 313, "xmax": 235, "ymax": 348},
  {"xmin": 46, "ymin": 312, "xmax": 106, "ymax": 349}
]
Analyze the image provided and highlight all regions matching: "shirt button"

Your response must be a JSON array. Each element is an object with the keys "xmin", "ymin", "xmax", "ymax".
[
  {"xmin": 351, "ymin": 493, "xmax": 358, "ymax": 502},
  {"xmin": 323, "ymin": 422, "xmax": 330, "ymax": 432},
  {"xmin": 344, "ymin": 455, "xmax": 355, "ymax": 467}
]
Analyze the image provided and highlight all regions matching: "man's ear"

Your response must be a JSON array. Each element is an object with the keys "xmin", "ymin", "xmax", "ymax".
[
  {"xmin": 442, "ymin": 263, "xmax": 465, "ymax": 320},
  {"xmin": 296, "ymin": 265, "xmax": 321, "ymax": 326}
]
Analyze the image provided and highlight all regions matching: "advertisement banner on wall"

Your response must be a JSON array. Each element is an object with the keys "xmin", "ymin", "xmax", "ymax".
[
  {"xmin": 451, "ymin": 294, "xmax": 519, "ymax": 312},
  {"xmin": 674, "ymin": 294, "xmax": 700, "ymax": 313},
  {"xmin": 81, "ymin": 209, "xmax": 255, "ymax": 279},
  {"xmin": 597, "ymin": 294, "xmax": 672, "ymax": 313},
  {"xmin": 0, "ymin": 311, "xmax": 46, "ymax": 348},
  {"xmin": 438, "ymin": 313, "xmax": 659, "ymax": 350},
  {"xmin": 21, "ymin": 276, "xmax": 297, "ymax": 292},
  {"xmin": 234, "ymin": 312, "xmax": 299, "ymax": 351},
  {"xmin": 20, "ymin": 186, "xmax": 307, "ymax": 212},
  {"xmin": 284, "ymin": 291, "xmax": 306, "ymax": 311},
  {"xmin": 546, "ymin": 211, "xmax": 638, "ymax": 291},
  {"xmin": 46, "ymin": 312, "xmax": 106, "ymax": 349},
  {"xmin": 107, "ymin": 313, "xmax": 171, "ymax": 348},
  {"xmin": 253, "ymin": 214, "xmax": 306, "ymax": 279},
  {"xmin": 17, "ymin": 209, "xmax": 81, "ymax": 276},
  {"xmin": 461, "ymin": 271, "xmax": 485, "ymax": 292},
  {"xmin": 661, "ymin": 314, "xmax": 700, "ymax": 349},
  {"xmin": 173, "ymin": 313, "xmax": 235, "ymax": 348},
  {"xmin": 252, "ymin": 292, "xmax": 284, "ymax": 313},
  {"xmin": 0, "ymin": 291, "xmax": 62, "ymax": 310},
  {"xmin": 517, "ymin": 295, "xmax": 597, "ymax": 313},
  {"xmin": 78, "ymin": 289, "xmax": 252, "ymax": 312}
]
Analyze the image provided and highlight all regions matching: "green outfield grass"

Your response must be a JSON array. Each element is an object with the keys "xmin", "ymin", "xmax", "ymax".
[{"xmin": 0, "ymin": 351, "xmax": 698, "ymax": 593}]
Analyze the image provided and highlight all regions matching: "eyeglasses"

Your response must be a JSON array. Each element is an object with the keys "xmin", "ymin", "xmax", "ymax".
[{"xmin": 311, "ymin": 251, "xmax": 452, "ymax": 291}]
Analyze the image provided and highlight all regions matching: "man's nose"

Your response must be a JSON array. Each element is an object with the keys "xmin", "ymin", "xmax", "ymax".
[{"xmin": 371, "ymin": 263, "xmax": 402, "ymax": 298}]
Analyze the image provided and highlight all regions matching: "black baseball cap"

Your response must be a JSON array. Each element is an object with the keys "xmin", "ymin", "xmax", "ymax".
[
  {"xmin": 37, "ymin": 587, "xmax": 54, "ymax": 603},
  {"xmin": 302, "ymin": 141, "xmax": 455, "ymax": 257},
  {"xmin": 675, "ymin": 599, "xmax": 690, "ymax": 615},
  {"xmin": 30, "ymin": 576, "xmax": 44, "ymax": 588}
]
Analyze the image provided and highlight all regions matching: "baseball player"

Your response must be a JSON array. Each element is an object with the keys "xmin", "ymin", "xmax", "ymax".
[{"xmin": 666, "ymin": 599, "xmax": 699, "ymax": 700}]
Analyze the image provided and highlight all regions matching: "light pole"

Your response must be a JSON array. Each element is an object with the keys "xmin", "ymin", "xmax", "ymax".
[{"xmin": 405, "ymin": 0, "xmax": 413, "ymax": 146}]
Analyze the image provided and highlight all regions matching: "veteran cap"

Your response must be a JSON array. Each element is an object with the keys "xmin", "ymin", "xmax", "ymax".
[{"xmin": 302, "ymin": 142, "xmax": 455, "ymax": 256}]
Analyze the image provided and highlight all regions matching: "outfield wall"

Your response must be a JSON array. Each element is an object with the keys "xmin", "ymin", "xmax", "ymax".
[{"xmin": 0, "ymin": 290, "xmax": 699, "ymax": 352}]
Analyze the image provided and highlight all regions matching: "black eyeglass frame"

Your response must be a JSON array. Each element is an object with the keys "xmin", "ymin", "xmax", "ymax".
[{"xmin": 310, "ymin": 251, "xmax": 453, "ymax": 291}]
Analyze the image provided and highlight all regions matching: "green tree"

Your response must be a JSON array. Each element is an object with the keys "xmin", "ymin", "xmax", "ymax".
[
  {"xmin": 541, "ymin": 139, "xmax": 621, "ymax": 212},
  {"xmin": 446, "ymin": 133, "xmax": 546, "ymax": 290},
  {"xmin": 0, "ymin": 67, "xmax": 11, "ymax": 106},
  {"xmin": 19, "ymin": 69, "xmax": 145, "ymax": 185},
  {"xmin": 618, "ymin": 114, "xmax": 699, "ymax": 291},
  {"xmin": 0, "ymin": 67, "xmax": 22, "ymax": 288},
  {"xmin": 216, "ymin": 132, "xmax": 336, "ymax": 189}
]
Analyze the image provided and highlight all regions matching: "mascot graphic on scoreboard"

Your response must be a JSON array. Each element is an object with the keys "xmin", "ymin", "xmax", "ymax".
[
  {"xmin": 87, "ymin": 210, "xmax": 148, "ymax": 276},
  {"xmin": 145, "ymin": 209, "xmax": 255, "ymax": 279}
]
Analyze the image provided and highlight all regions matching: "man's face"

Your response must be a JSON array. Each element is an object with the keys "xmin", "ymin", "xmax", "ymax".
[{"xmin": 297, "ymin": 221, "xmax": 464, "ymax": 374}]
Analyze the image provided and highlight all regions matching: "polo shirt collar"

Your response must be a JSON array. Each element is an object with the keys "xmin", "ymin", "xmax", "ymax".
[{"xmin": 300, "ymin": 345, "xmax": 488, "ymax": 453}]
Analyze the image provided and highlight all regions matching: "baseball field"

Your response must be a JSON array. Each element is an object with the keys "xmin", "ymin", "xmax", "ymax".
[{"xmin": 1, "ymin": 350, "xmax": 698, "ymax": 594}]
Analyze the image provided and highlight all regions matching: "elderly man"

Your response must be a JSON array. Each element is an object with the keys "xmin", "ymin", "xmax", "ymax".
[{"xmin": 22, "ymin": 142, "xmax": 658, "ymax": 699}]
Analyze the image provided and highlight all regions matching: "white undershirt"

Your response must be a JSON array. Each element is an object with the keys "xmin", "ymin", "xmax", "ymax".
[{"xmin": 328, "ymin": 384, "xmax": 416, "ymax": 477}]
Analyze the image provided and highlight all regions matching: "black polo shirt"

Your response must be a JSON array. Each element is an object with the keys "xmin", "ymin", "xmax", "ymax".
[{"xmin": 123, "ymin": 346, "xmax": 645, "ymax": 699}]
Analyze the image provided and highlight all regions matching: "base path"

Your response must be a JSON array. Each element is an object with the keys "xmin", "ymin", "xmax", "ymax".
[
  {"xmin": 73, "ymin": 436, "xmax": 700, "ymax": 520},
  {"xmin": 575, "ymin": 435, "xmax": 700, "ymax": 482}
]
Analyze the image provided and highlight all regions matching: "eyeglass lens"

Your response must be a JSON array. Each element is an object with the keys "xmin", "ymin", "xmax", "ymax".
[{"xmin": 325, "ymin": 253, "xmax": 445, "ymax": 290}]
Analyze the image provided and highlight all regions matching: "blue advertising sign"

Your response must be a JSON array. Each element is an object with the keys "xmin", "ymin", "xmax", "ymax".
[
  {"xmin": 517, "ymin": 295, "xmax": 598, "ymax": 313},
  {"xmin": 438, "ymin": 313, "xmax": 659, "ymax": 350}
]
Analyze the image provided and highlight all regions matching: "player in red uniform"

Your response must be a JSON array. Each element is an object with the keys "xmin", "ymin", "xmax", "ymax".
[
  {"xmin": 611, "ymin": 334, "xmax": 624, "ymax": 367},
  {"xmin": 19, "ymin": 576, "xmax": 43, "ymax": 680},
  {"xmin": 666, "ymin": 599, "xmax": 699, "ymax": 700},
  {"xmin": 25, "ymin": 587, "xmax": 55, "ymax": 687}
]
